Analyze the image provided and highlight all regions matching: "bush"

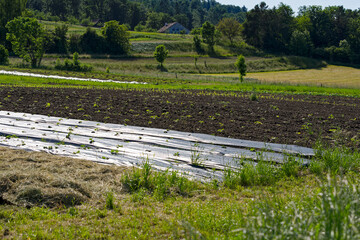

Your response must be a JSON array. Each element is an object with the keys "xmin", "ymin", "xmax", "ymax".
[
  {"xmin": 235, "ymin": 54, "xmax": 246, "ymax": 82},
  {"xmin": 121, "ymin": 159, "xmax": 195, "ymax": 200},
  {"xmin": 0, "ymin": 44, "xmax": 9, "ymax": 65},
  {"xmin": 101, "ymin": 21, "xmax": 130, "ymax": 55},
  {"xmin": 69, "ymin": 34, "xmax": 81, "ymax": 53},
  {"xmin": 55, "ymin": 52, "xmax": 93, "ymax": 72},
  {"xmin": 134, "ymin": 24, "xmax": 146, "ymax": 32},
  {"xmin": 154, "ymin": 44, "xmax": 168, "ymax": 68},
  {"xmin": 47, "ymin": 24, "xmax": 68, "ymax": 54},
  {"xmin": 289, "ymin": 30, "xmax": 313, "ymax": 57},
  {"xmin": 67, "ymin": 16, "xmax": 79, "ymax": 25},
  {"xmin": 81, "ymin": 18, "xmax": 91, "ymax": 26},
  {"xmin": 79, "ymin": 28, "xmax": 106, "ymax": 54},
  {"xmin": 223, "ymin": 160, "xmax": 279, "ymax": 189}
]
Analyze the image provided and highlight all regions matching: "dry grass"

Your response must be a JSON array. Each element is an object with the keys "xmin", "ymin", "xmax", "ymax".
[
  {"xmin": 0, "ymin": 147, "xmax": 127, "ymax": 208},
  {"xmin": 210, "ymin": 65, "xmax": 360, "ymax": 88}
]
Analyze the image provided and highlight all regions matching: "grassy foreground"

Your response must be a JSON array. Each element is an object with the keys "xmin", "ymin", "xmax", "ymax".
[{"xmin": 1, "ymin": 143, "xmax": 360, "ymax": 239}]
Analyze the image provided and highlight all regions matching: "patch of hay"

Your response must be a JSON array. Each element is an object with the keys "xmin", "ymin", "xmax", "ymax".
[{"xmin": 0, "ymin": 147, "xmax": 127, "ymax": 208}]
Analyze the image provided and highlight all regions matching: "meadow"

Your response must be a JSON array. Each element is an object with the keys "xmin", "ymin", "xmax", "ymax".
[{"xmin": 208, "ymin": 65, "xmax": 360, "ymax": 89}]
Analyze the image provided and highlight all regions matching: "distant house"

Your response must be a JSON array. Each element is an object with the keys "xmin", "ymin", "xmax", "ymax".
[{"xmin": 158, "ymin": 22, "xmax": 190, "ymax": 34}]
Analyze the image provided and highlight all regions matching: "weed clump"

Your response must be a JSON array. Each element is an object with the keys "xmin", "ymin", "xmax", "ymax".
[
  {"xmin": 121, "ymin": 159, "xmax": 196, "ymax": 200},
  {"xmin": 238, "ymin": 176, "xmax": 360, "ymax": 239},
  {"xmin": 311, "ymin": 145, "xmax": 360, "ymax": 175},
  {"xmin": 55, "ymin": 52, "xmax": 93, "ymax": 72},
  {"xmin": 223, "ymin": 160, "xmax": 280, "ymax": 189}
]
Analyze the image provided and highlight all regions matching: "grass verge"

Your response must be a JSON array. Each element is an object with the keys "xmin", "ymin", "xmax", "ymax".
[
  {"xmin": 1, "ymin": 73, "xmax": 360, "ymax": 98},
  {"xmin": 1, "ymin": 144, "xmax": 360, "ymax": 238}
]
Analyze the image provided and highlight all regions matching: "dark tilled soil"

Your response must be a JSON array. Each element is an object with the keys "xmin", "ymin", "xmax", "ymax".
[{"xmin": 1, "ymin": 86, "xmax": 359, "ymax": 148}]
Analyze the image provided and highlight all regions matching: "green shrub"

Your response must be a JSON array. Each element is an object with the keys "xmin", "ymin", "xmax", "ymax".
[
  {"xmin": 281, "ymin": 156, "xmax": 301, "ymax": 177},
  {"xmin": 105, "ymin": 192, "xmax": 114, "ymax": 210},
  {"xmin": 80, "ymin": 27, "xmax": 106, "ymax": 54},
  {"xmin": 69, "ymin": 34, "xmax": 81, "ymax": 53},
  {"xmin": 67, "ymin": 16, "xmax": 79, "ymax": 25},
  {"xmin": 0, "ymin": 44, "xmax": 9, "ymax": 65},
  {"xmin": 223, "ymin": 160, "xmax": 278, "ymax": 189},
  {"xmin": 54, "ymin": 52, "xmax": 93, "ymax": 72},
  {"xmin": 101, "ymin": 20, "xmax": 130, "ymax": 55},
  {"xmin": 81, "ymin": 18, "xmax": 91, "ymax": 26},
  {"xmin": 134, "ymin": 24, "xmax": 146, "ymax": 32},
  {"xmin": 235, "ymin": 54, "xmax": 246, "ymax": 82},
  {"xmin": 239, "ymin": 176, "xmax": 360, "ymax": 239},
  {"xmin": 121, "ymin": 159, "xmax": 195, "ymax": 200},
  {"xmin": 154, "ymin": 44, "xmax": 168, "ymax": 68},
  {"xmin": 315, "ymin": 147, "xmax": 360, "ymax": 174},
  {"xmin": 250, "ymin": 92, "xmax": 258, "ymax": 101}
]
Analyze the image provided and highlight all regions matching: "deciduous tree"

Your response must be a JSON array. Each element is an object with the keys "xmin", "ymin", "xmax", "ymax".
[
  {"xmin": 217, "ymin": 18, "xmax": 242, "ymax": 45},
  {"xmin": 235, "ymin": 55, "xmax": 246, "ymax": 82},
  {"xmin": 0, "ymin": 0, "xmax": 27, "ymax": 43},
  {"xmin": 0, "ymin": 44, "xmax": 9, "ymax": 65},
  {"xmin": 289, "ymin": 30, "xmax": 313, "ymax": 56},
  {"xmin": 0, "ymin": 0, "xmax": 27, "ymax": 27},
  {"xmin": 6, "ymin": 17, "xmax": 45, "ymax": 67},
  {"xmin": 201, "ymin": 21, "xmax": 215, "ymax": 52},
  {"xmin": 101, "ymin": 20, "xmax": 130, "ymax": 55},
  {"xmin": 154, "ymin": 44, "xmax": 168, "ymax": 68}
]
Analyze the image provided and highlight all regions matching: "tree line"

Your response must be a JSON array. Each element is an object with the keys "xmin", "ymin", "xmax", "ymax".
[
  {"xmin": 243, "ymin": 2, "xmax": 360, "ymax": 63},
  {"xmin": 26, "ymin": 0, "xmax": 247, "ymax": 31},
  {"xmin": 1, "ymin": 0, "xmax": 360, "ymax": 67}
]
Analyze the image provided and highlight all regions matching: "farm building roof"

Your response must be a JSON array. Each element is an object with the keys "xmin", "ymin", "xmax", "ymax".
[{"xmin": 158, "ymin": 22, "xmax": 178, "ymax": 33}]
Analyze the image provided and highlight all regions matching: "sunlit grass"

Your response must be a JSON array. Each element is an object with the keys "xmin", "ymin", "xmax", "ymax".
[
  {"xmin": 1, "ymin": 71, "xmax": 360, "ymax": 97},
  {"xmin": 208, "ymin": 65, "xmax": 360, "ymax": 88},
  {"xmin": 1, "ymin": 145, "xmax": 360, "ymax": 239}
]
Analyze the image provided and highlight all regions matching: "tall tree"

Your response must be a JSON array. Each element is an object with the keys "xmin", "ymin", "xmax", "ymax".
[
  {"xmin": 243, "ymin": 2, "xmax": 294, "ymax": 52},
  {"xmin": 206, "ymin": 5, "xmax": 226, "ymax": 25},
  {"xmin": 217, "ymin": 17, "xmax": 242, "ymax": 45},
  {"xmin": 299, "ymin": 6, "xmax": 332, "ymax": 48},
  {"xmin": 243, "ymin": 2, "xmax": 269, "ymax": 49},
  {"xmin": 0, "ymin": 0, "xmax": 27, "ymax": 43},
  {"xmin": 289, "ymin": 30, "xmax": 313, "ymax": 56},
  {"xmin": 44, "ymin": 0, "xmax": 68, "ymax": 20},
  {"xmin": 234, "ymin": 55, "xmax": 246, "ymax": 82},
  {"xmin": 128, "ymin": 2, "xmax": 146, "ymax": 30},
  {"xmin": 348, "ymin": 17, "xmax": 360, "ymax": 53},
  {"xmin": 26, "ymin": 0, "xmax": 44, "ymax": 12},
  {"xmin": 106, "ymin": 0, "xmax": 128, "ymax": 23},
  {"xmin": 101, "ymin": 20, "xmax": 130, "ymax": 55},
  {"xmin": 6, "ymin": 17, "xmax": 45, "ymax": 67},
  {"xmin": 154, "ymin": 44, "xmax": 168, "ymax": 68},
  {"xmin": 145, "ymin": 12, "xmax": 174, "ymax": 30},
  {"xmin": 325, "ymin": 6, "xmax": 351, "ymax": 46},
  {"xmin": 201, "ymin": 21, "xmax": 215, "ymax": 52},
  {"xmin": 0, "ymin": 0, "xmax": 27, "ymax": 27}
]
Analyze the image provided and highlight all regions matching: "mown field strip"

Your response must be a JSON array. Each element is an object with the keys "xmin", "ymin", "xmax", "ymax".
[
  {"xmin": 205, "ymin": 65, "xmax": 360, "ymax": 88},
  {"xmin": 0, "ymin": 111, "xmax": 313, "ymax": 180}
]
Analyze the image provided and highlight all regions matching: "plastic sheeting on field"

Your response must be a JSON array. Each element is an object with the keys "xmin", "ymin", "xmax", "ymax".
[
  {"xmin": 0, "ymin": 70, "xmax": 146, "ymax": 84},
  {"xmin": 0, "ymin": 111, "xmax": 314, "ymax": 180}
]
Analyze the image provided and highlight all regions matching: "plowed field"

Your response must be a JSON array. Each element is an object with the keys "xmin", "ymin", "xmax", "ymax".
[{"xmin": 1, "ymin": 86, "xmax": 359, "ymax": 148}]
